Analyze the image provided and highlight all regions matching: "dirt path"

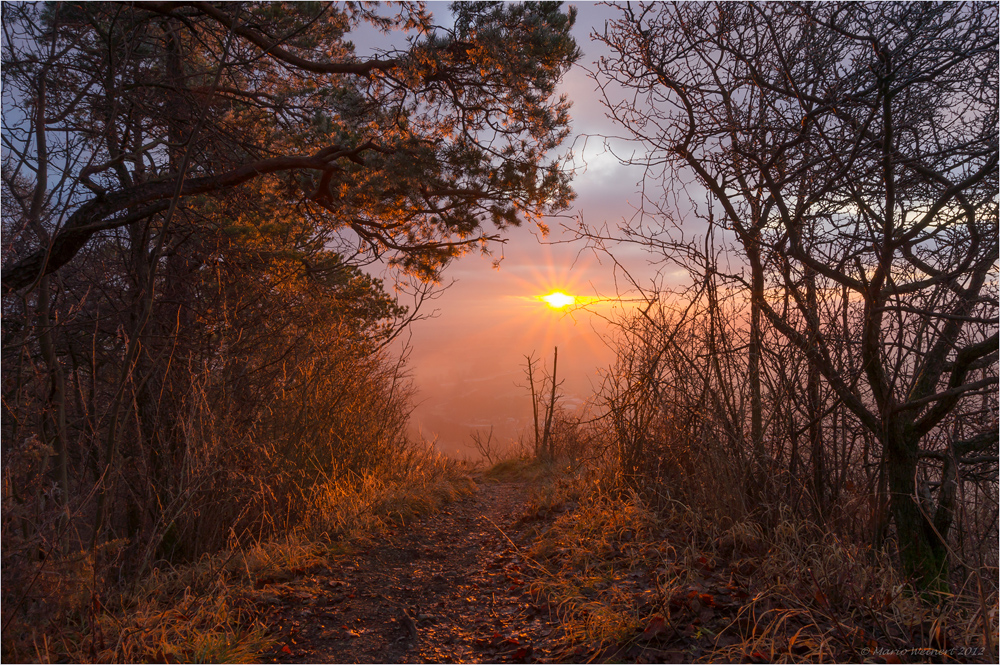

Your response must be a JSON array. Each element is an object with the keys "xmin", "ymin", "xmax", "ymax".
[{"xmin": 259, "ymin": 480, "xmax": 566, "ymax": 663}]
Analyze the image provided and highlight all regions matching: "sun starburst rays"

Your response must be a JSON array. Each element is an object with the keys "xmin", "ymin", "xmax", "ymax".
[{"xmin": 541, "ymin": 291, "xmax": 576, "ymax": 309}]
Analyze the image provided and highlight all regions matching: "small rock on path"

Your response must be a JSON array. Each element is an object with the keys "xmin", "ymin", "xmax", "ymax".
[{"xmin": 260, "ymin": 480, "xmax": 563, "ymax": 663}]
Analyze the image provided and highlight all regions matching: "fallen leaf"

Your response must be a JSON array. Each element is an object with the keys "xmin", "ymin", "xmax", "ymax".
[
  {"xmin": 281, "ymin": 645, "xmax": 292, "ymax": 655},
  {"xmin": 640, "ymin": 614, "xmax": 670, "ymax": 641}
]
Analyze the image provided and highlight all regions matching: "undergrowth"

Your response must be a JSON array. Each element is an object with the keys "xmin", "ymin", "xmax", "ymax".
[
  {"xmin": 523, "ymin": 465, "xmax": 999, "ymax": 663},
  {"xmin": 478, "ymin": 435, "xmax": 590, "ymax": 485},
  {"xmin": 481, "ymin": 455, "xmax": 561, "ymax": 484},
  {"xmin": 2, "ymin": 447, "xmax": 473, "ymax": 663}
]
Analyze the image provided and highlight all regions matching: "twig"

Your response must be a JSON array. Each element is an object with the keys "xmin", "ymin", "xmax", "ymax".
[{"xmin": 376, "ymin": 592, "xmax": 418, "ymax": 644}]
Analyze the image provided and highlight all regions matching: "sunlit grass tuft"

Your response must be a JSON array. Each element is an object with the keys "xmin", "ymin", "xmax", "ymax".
[
  {"xmin": 524, "ymin": 465, "xmax": 998, "ymax": 663},
  {"xmin": 303, "ymin": 445, "xmax": 474, "ymax": 540},
  {"xmin": 482, "ymin": 456, "xmax": 549, "ymax": 482},
  {"xmin": 2, "ymin": 446, "xmax": 474, "ymax": 663}
]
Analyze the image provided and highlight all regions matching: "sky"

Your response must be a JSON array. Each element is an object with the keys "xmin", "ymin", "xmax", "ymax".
[{"xmin": 384, "ymin": 3, "xmax": 669, "ymax": 458}]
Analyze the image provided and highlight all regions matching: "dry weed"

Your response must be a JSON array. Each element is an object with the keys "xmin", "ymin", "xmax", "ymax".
[
  {"xmin": 526, "ymin": 474, "xmax": 998, "ymax": 663},
  {"xmin": 2, "ymin": 447, "xmax": 474, "ymax": 663},
  {"xmin": 528, "ymin": 479, "xmax": 662, "ymax": 648}
]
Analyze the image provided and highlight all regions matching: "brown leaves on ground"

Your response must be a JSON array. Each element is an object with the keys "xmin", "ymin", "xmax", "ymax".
[{"xmin": 255, "ymin": 480, "xmax": 568, "ymax": 663}]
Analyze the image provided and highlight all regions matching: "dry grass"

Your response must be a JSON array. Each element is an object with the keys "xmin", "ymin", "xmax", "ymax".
[
  {"xmin": 478, "ymin": 439, "xmax": 592, "ymax": 485},
  {"xmin": 526, "ymin": 470, "xmax": 999, "ymax": 663},
  {"xmin": 481, "ymin": 455, "xmax": 553, "ymax": 483},
  {"xmin": 1, "ymin": 448, "xmax": 473, "ymax": 663},
  {"xmin": 304, "ymin": 447, "xmax": 476, "ymax": 541},
  {"xmin": 3, "ymin": 540, "xmax": 280, "ymax": 663},
  {"xmin": 526, "ymin": 473, "xmax": 661, "ymax": 648}
]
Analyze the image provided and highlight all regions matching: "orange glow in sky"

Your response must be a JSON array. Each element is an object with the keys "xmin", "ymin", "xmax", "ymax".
[{"xmin": 402, "ymin": 224, "xmax": 637, "ymax": 457}]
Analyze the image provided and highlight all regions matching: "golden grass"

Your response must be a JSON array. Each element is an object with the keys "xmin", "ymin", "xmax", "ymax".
[
  {"xmin": 525, "ymin": 470, "xmax": 999, "ymax": 663},
  {"xmin": 3, "ymin": 540, "xmax": 277, "ymax": 664},
  {"xmin": 527, "ymin": 478, "xmax": 659, "ymax": 648},
  {"xmin": 481, "ymin": 455, "xmax": 551, "ymax": 483},
  {"xmin": 2, "ymin": 448, "xmax": 474, "ymax": 663},
  {"xmin": 304, "ymin": 452, "xmax": 476, "ymax": 541}
]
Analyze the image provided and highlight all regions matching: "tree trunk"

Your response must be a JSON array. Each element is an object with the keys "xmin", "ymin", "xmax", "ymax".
[
  {"xmin": 541, "ymin": 347, "xmax": 558, "ymax": 462},
  {"xmin": 805, "ymin": 266, "xmax": 825, "ymax": 521},
  {"xmin": 525, "ymin": 354, "xmax": 541, "ymax": 459},
  {"xmin": 748, "ymin": 239, "xmax": 765, "ymax": 482},
  {"xmin": 884, "ymin": 424, "xmax": 949, "ymax": 590},
  {"xmin": 37, "ymin": 275, "xmax": 71, "ymax": 547}
]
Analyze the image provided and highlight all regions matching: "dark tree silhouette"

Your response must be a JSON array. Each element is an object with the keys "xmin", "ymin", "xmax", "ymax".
[{"xmin": 594, "ymin": 1, "xmax": 997, "ymax": 586}]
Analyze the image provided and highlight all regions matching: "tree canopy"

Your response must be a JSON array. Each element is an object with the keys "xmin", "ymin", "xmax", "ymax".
[{"xmin": 2, "ymin": 1, "xmax": 580, "ymax": 289}]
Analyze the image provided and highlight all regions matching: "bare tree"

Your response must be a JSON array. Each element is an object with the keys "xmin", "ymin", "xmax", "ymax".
[
  {"xmin": 594, "ymin": 1, "xmax": 998, "ymax": 587},
  {"xmin": 521, "ymin": 347, "xmax": 562, "ymax": 462},
  {"xmin": 542, "ymin": 346, "xmax": 560, "ymax": 462},
  {"xmin": 469, "ymin": 426, "xmax": 499, "ymax": 465},
  {"xmin": 523, "ymin": 352, "xmax": 543, "ymax": 458}
]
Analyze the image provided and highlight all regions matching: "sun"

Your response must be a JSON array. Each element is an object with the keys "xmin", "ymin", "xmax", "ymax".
[{"xmin": 540, "ymin": 291, "xmax": 575, "ymax": 309}]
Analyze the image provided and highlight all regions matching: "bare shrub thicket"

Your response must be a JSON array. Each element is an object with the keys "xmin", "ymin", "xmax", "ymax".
[
  {"xmin": 0, "ymin": 238, "xmax": 416, "ymax": 594},
  {"xmin": 588, "ymin": 1, "xmax": 998, "ymax": 591}
]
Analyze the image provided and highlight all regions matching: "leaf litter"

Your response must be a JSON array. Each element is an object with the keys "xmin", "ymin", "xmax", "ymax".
[
  {"xmin": 257, "ymin": 480, "xmax": 567, "ymax": 663},
  {"xmin": 250, "ymin": 473, "xmax": 995, "ymax": 663}
]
